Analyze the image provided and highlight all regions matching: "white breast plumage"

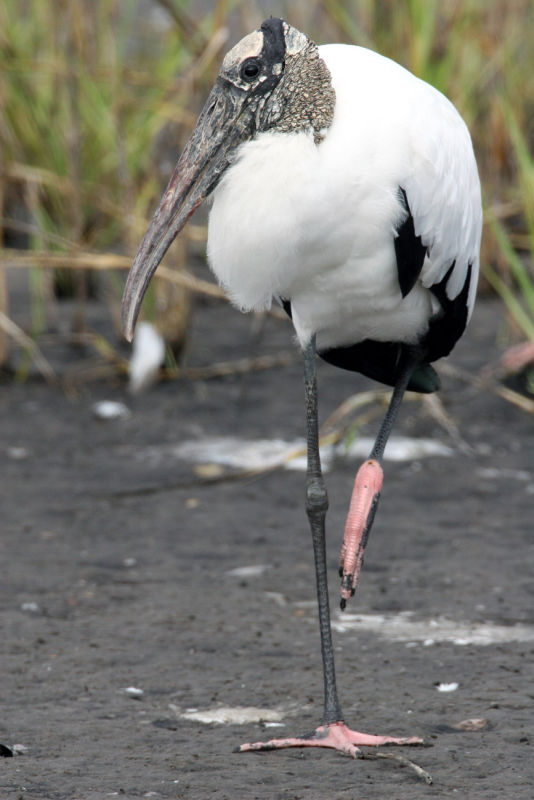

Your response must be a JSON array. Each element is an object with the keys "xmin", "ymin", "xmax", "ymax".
[{"xmin": 207, "ymin": 43, "xmax": 482, "ymax": 352}]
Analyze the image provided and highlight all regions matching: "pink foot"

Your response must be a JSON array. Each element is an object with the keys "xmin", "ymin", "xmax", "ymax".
[
  {"xmin": 236, "ymin": 721, "xmax": 422, "ymax": 756},
  {"xmin": 236, "ymin": 721, "xmax": 431, "ymax": 783},
  {"xmin": 339, "ymin": 460, "xmax": 383, "ymax": 608}
]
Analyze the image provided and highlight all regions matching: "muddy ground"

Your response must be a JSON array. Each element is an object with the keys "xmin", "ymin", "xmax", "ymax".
[{"xmin": 1, "ymin": 294, "xmax": 533, "ymax": 800}]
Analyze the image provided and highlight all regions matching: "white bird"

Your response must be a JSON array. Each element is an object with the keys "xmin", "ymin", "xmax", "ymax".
[{"xmin": 122, "ymin": 19, "xmax": 482, "ymax": 780}]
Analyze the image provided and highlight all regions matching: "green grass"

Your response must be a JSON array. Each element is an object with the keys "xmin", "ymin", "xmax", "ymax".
[
  {"xmin": 1, "ymin": 0, "xmax": 533, "ymax": 376},
  {"xmin": 0, "ymin": 0, "xmax": 235, "ymax": 347}
]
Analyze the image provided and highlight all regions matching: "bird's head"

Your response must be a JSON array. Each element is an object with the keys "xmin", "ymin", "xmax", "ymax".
[{"xmin": 121, "ymin": 18, "xmax": 335, "ymax": 341}]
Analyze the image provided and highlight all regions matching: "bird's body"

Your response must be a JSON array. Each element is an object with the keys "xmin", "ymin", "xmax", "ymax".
[
  {"xmin": 122, "ymin": 19, "xmax": 482, "ymax": 781},
  {"xmin": 207, "ymin": 43, "xmax": 481, "ymax": 364}
]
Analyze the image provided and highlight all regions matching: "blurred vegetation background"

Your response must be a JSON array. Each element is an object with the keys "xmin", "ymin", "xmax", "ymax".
[{"xmin": 1, "ymin": 0, "xmax": 533, "ymax": 386}]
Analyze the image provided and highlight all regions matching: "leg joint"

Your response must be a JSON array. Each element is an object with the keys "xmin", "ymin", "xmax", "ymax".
[{"xmin": 306, "ymin": 477, "xmax": 329, "ymax": 516}]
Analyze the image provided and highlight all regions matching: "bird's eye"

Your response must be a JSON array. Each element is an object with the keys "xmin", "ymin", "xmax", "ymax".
[{"xmin": 241, "ymin": 58, "xmax": 262, "ymax": 82}]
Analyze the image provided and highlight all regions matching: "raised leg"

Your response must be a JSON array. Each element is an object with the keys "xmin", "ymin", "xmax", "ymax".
[
  {"xmin": 339, "ymin": 348, "xmax": 422, "ymax": 608},
  {"xmin": 236, "ymin": 341, "xmax": 430, "ymax": 782}
]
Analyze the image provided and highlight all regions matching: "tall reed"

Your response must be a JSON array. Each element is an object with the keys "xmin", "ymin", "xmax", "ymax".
[{"xmin": 1, "ymin": 0, "xmax": 533, "ymax": 375}]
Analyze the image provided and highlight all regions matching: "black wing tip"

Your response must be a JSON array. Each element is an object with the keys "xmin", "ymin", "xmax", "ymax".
[
  {"xmin": 394, "ymin": 187, "xmax": 427, "ymax": 298},
  {"xmin": 409, "ymin": 363, "xmax": 441, "ymax": 393},
  {"xmin": 318, "ymin": 340, "xmax": 441, "ymax": 394}
]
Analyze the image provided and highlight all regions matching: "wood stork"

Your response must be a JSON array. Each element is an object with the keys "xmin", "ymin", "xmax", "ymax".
[{"xmin": 122, "ymin": 18, "xmax": 482, "ymax": 778}]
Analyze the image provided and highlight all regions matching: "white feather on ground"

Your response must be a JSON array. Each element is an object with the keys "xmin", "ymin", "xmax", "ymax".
[{"xmin": 128, "ymin": 321, "xmax": 166, "ymax": 394}]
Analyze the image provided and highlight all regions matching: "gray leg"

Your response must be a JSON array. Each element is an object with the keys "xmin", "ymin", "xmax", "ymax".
[
  {"xmin": 303, "ymin": 337, "xmax": 343, "ymax": 725},
  {"xmin": 370, "ymin": 347, "xmax": 423, "ymax": 462}
]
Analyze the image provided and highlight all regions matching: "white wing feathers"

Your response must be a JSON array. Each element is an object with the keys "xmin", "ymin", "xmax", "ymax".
[
  {"xmin": 320, "ymin": 43, "xmax": 482, "ymax": 323},
  {"xmin": 401, "ymin": 85, "xmax": 482, "ymax": 319}
]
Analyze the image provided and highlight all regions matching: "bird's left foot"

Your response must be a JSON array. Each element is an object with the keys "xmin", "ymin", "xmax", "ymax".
[
  {"xmin": 339, "ymin": 459, "xmax": 383, "ymax": 609},
  {"xmin": 235, "ymin": 721, "xmax": 432, "ymax": 783}
]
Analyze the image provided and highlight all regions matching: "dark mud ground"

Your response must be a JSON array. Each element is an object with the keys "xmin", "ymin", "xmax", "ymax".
[{"xmin": 1, "ymin": 292, "xmax": 533, "ymax": 800}]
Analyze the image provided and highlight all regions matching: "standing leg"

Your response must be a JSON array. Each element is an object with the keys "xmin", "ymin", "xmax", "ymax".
[
  {"xmin": 303, "ymin": 337, "xmax": 343, "ymax": 724},
  {"xmin": 237, "ymin": 341, "xmax": 427, "ymax": 769}
]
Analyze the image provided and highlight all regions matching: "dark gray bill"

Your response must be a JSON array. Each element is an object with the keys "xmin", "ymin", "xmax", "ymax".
[{"xmin": 121, "ymin": 80, "xmax": 250, "ymax": 341}]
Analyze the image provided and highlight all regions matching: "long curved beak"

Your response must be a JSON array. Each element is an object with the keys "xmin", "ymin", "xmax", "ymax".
[{"xmin": 121, "ymin": 80, "xmax": 249, "ymax": 341}]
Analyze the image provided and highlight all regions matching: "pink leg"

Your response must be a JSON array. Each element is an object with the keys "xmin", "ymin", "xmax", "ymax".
[{"xmin": 339, "ymin": 459, "xmax": 383, "ymax": 609}]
